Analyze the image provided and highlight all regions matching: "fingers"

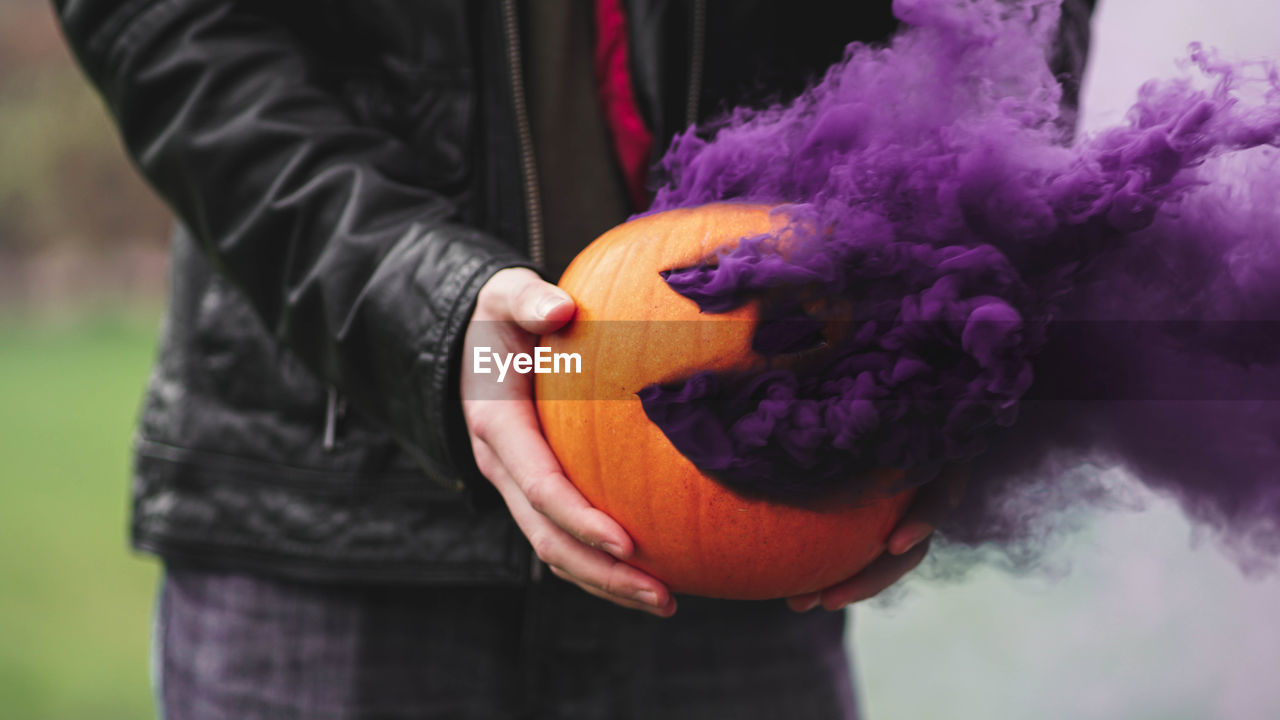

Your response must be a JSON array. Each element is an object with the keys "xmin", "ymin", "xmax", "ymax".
[
  {"xmin": 886, "ymin": 522, "xmax": 935, "ymax": 557},
  {"xmin": 478, "ymin": 439, "xmax": 674, "ymax": 616},
  {"xmin": 477, "ymin": 267, "xmax": 574, "ymax": 334},
  {"xmin": 509, "ymin": 276, "xmax": 574, "ymax": 335},
  {"xmin": 549, "ymin": 565, "xmax": 678, "ymax": 618},
  {"xmin": 476, "ymin": 404, "xmax": 632, "ymax": 557},
  {"xmin": 789, "ymin": 472, "xmax": 951, "ymax": 613},
  {"xmin": 887, "ymin": 463, "xmax": 970, "ymax": 555},
  {"xmin": 813, "ymin": 538, "xmax": 931, "ymax": 611},
  {"xmin": 465, "ymin": 267, "xmax": 668, "ymax": 616},
  {"xmin": 786, "ymin": 539, "xmax": 932, "ymax": 613},
  {"xmin": 786, "ymin": 592, "xmax": 822, "ymax": 613},
  {"xmin": 532, "ymin": 528, "xmax": 672, "ymax": 616}
]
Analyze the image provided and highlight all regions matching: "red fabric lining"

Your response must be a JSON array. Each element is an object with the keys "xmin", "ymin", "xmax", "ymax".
[{"xmin": 594, "ymin": 0, "xmax": 654, "ymax": 212}]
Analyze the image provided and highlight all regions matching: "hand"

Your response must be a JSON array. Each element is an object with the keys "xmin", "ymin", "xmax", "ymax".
[
  {"xmin": 461, "ymin": 268, "xmax": 677, "ymax": 617},
  {"xmin": 785, "ymin": 464, "xmax": 969, "ymax": 612}
]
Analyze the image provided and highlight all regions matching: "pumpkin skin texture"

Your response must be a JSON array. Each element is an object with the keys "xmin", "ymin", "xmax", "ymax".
[{"xmin": 535, "ymin": 203, "xmax": 916, "ymax": 600}]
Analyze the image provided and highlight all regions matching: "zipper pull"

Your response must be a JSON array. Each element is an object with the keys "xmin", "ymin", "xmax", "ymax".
[{"xmin": 323, "ymin": 386, "xmax": 340, "ymax": 452}]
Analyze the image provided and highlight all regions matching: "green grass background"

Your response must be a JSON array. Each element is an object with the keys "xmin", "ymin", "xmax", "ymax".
[{"xmin": 0, "ymin": 311, "xmax": 161, "ymax": 719}]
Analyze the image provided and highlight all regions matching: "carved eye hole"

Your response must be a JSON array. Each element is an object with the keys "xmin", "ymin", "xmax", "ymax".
[{"xmin": 658, "ymin": 264, "xmax": 832, "ymax": 357}]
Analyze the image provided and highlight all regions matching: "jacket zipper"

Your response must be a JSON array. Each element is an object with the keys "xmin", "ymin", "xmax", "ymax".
[
  {"xmin": 685, "ymin": 0, "xmax": 706, "ymax": 127},
  {"xmin": 496, "ymin": 0, "xmax": 705, "ymax": 582},
  {"xmin": 501, "ymin": 0, "xmax": 545, "ymax": 267},
  {"xmin": 501, "ymin": 0, "xmax": 546, "ymax": 581}
]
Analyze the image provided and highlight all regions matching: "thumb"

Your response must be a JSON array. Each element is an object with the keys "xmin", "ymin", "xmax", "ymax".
[{"xmin": 510, "ymin": 276, "xmax": 575, "ymax": 335}]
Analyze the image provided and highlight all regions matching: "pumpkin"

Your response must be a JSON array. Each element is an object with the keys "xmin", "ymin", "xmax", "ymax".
[{"xmin": 534, "ymin": 203, "xmax": 916, "ymax": 599}]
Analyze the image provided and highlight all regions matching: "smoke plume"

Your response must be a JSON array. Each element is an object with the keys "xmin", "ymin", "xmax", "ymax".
[{"xmin": 638, "ymin": 0, "xmax": 1280, "ymax": 569}]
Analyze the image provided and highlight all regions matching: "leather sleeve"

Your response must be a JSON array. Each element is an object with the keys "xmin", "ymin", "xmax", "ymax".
[{"xmin": 53, "ymin": 0, "xmax": 530, "ymax": 490}]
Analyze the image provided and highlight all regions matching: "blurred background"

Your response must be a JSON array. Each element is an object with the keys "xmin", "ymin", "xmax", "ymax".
[
  {"xmin": 1, "ymin": 0, "xmax": 168, "ymax": 718},
  {"xmin": 1, "ymin": 0, "xmax": 1278, "ymax": 718}
]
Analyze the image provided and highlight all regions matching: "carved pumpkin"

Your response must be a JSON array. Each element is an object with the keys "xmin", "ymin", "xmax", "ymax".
[{"xmin": 535, "ymin": 203, "xmax": 915, "ymax": 599}]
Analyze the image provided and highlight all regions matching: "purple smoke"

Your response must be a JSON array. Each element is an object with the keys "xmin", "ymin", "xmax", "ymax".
[{"xmin": 637, "ymin": 0, "xmax": 1280, "ymax": 566}]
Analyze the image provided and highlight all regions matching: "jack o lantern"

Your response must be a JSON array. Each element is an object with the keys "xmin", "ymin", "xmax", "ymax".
[{"xmin": 535, "ymin": 203, "xmax": 916, "ymax": 599}]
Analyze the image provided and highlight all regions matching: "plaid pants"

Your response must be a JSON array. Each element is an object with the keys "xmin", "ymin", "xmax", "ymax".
[{"xmin": 155, "ymin": 563, "xmax": 860, "ymax": 719}]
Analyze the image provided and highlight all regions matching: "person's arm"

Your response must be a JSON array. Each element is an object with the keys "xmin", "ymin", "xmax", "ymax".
[
  {"xmin": 56, "ymin": 0, "xmax": 677, "ymax": 614},
  {"xmin": 54, "ymin": 0, "xmax": 530, "ymax": 489},
  {"xmin": 462, "ymin": 269, "xmax": 677, "ymax": 616}
]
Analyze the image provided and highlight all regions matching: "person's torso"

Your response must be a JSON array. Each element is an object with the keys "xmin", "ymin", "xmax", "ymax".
[{"xmin": 134, "ymin": 0, "xmax": 1088, "ymax": 584}]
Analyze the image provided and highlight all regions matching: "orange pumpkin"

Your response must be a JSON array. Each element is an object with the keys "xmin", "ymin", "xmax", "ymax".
[{"xmin": 535, "ymin": 203, "xmax": 916, "ymax": 599}]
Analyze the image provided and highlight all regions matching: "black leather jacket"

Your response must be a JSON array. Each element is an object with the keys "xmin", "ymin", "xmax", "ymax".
[{"xmin": 55, "ymin": 0, "xmax": 1094, "ymax": 585}]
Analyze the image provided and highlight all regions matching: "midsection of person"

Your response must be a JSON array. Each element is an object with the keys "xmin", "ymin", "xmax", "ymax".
[{"xmin": 53, "ymin": 0, "xmax": 1093, "ymax": 717}]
